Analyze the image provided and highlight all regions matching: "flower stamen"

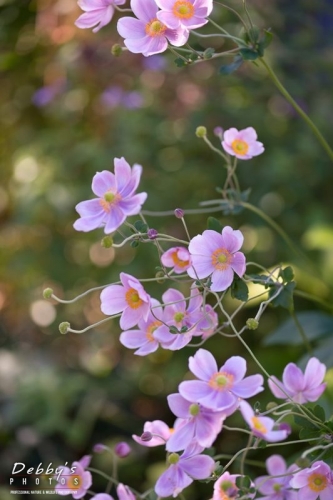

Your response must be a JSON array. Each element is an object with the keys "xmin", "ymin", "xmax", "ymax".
[
  {"xmin": 145, "ymin": 18, "xmax": 167, "ymax": 37},
  {"xmin": 231, "ymin": 139, "xmax": 249, "ymax": 156},
  {"xmin": 125, "ymin": 288, "xmax": 144, "ymax": 309},
  {"xmin": 173, "ymin": 0, "xmax": 195, "ymax": 19}
]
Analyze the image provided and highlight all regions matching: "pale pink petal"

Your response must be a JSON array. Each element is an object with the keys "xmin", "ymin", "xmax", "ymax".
[
  {"xmin": 75, "ymin": 199, "xmax": 104, "ymax": 217},
  {"xmin": 303, "ymin": 357, "xmax": 326, "ymax": 389},
  {"xmin": 155, "ymin": 465, "xmax": 193, "ymax": 498},
  {"xmin": 131, "ymin": 0, "xmax": 158, "ymax": 22},
  {"xmin": 118, "ymin": 192, "xmax": 147, "ymax": 215},
  {"xmin": 120, "ymin": 329, "xmax": 147, "ymax": 348},
  {"xmin": 100, "ymin": 285, "xmax": 126, "ymax": 315},
  {"xmin": 232, "ymin": 374, "xmax": 264, "ymax": 398},
  {"xmin": 92, "ymin": 170, "xmax": 116, "ymax": 196},
  {"xmin": 143, "ymin": 35, "xmax": 169, "ymax": 56},
  {"xmin": 156, "ymin": 10, "xmax": 180, "ymax": 29},
  {"xmin": 120, "ymin": 305, "xmax": 145, "ymax": 330},
  {"xmin": 104, "ymin": 205, "xmax": 126, "ymax": 233},
  {"xmin": 210, "ymin": 267, "xmax": 234, "ymax": 291},
  {"xmin": 268, "ymin": 376, "xmax": 289, "ymax": 399},
  {"xmin": 117, "ymin": 17, "xmax": 146, "ymax": 39},
  {"xmin": 179, "ymin": 380, "xmax": 212, "ymax": 402},
  {"xmin": 223, "ymin": 127, "xmax": 239, "ymax": 144},
  {"xmin": 283, "ymin": 363, "xmax": 305, "ymax": 393},
  {"xmin": 239, "ymin": 127, "xmax": 258, "ymax": 142},
  {"xmin": 73, "ymin": 212, "xmax": 105, "ymax": 232},
  {"xmin": 221, "ymin": 226, "xmax": 244, "ymax": 253},
  {"xmin": 114, "ymin": 157, "xmax": 132, "ymax": 192},
  {"xmin": 166, "ymin": 26, "xmax": 189, "ymax": 47},
  {"xmin": 231, "ymin": 252, "xmax": 246, "ymax": 276},
  {"xmin": 189, "ymin": 348, "xmax": 217, "ymax": 380},
  {"xmin": 220, "ymin": 356, "xmax": 247, "ymax": 382},
  {"xmin": 266, "ymin": 455, "xmax": 287, "ymax": 476},
  {"xmin": 180, "ymin": 454, "xmax": 215, "ymax": 479}
]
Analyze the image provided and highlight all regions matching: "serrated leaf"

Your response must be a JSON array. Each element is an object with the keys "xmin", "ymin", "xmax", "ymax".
[
  {"xmin": 207, "ymin": 216, "xmax": 223, "ymax": 233},
  {"xmin": 230, "ymin": 277, "xmax": 249, "ymax": 302},
  {"xmin": 219, "ymin": 55, "xmax": 243, "ymax": 75},
  {"xmin": 264, "ymin": 311, "xmax": 333, "ymax": 346},
  {"xmin": 269, "ymin": 282, "xmax": 295, "ymax": 311},
  {"xmin": 240, "ymin": 48, "xmax": 259, "ymax": 61}
]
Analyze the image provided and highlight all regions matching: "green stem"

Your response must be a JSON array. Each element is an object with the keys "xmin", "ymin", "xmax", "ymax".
[{"xmin": 260, "ymin": 58, "xmax": 333, "ymax": 163}]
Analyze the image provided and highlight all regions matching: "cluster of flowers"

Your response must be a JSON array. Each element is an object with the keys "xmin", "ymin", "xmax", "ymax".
[{"xmin": 75, "ymin": 0, "xmax": 214, "ymax": 56}]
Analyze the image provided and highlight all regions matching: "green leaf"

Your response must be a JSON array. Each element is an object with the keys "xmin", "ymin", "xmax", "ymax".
[
  {"xmin": 248, "ymin": 26, "xmax": 261, "ymax": 43},
  {"xmin": 279, "ymin": 266, "xmax": 294, "ymax": 283},
  {"xmin": 130, "ymin": 240, "xmax": 139, "ymax": 248},
  {"xmin": 169, "ymin": 326, "xmax": 179, "ymax": 334},
  {"xmin": 207, "ymin": 216, "xmax": 223, "ymax": 233},
  {"xmin": 299, "ymin": 427, "xmax": 321, "ymax": 440},
  {"xmin": 203, "ymin": 47, "xmax": 215, "ymax": 59},
  {"xmin": 230, "ymin": 277, "xmax": 249, "ymax": 302},
  {"xmin": 219, "ymin": 55, "xmax": 243, "ymax": 75},
  {"xmin": 134, "ymin": 220, "xmax": 148, "ymax": 232},
  {"xmin": 260, "ymin": 29, "xmax": 273, "ymax": 49},
  {"xmin": 236, "ymin": 475, "xmax": 252, "ymax": 489},
  {"xmin": 174, "ymin": 57, "xmax": 187, "ymax": 67},
  {"xmin": 293, "ymin": 411, "xmax": 318, "ymax": 430},
  {"xmin": 313, "ymin": 405, "xmax": 326, "ymax": 422},
  {"xmin": 240, "ymin": 48, "xmax": 259, "ymax": 61},
  {"xmin": 264, "ymin": 311, "xmax": 333, "ymax": 345},
  {"xmin": 269, "ymin": 282, "xmax": 295, "ymax": 311}
]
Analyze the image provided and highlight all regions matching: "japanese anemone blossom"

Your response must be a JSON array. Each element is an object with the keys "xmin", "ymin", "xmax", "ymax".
[
  {"xmin": 155, "ymin": 443, "xmax": 215, "ymax": 498},
  {"xmin": 179, "ymin": 349, "xmax": 264, "ymax": 412},
  {"xmin": 240, "ymin": 401, "xmax": 290, "ymax": 443},
  {"xmin": 100, "ymin": 272, "xmax": 151, "ymax": 330},
  {"xmin": 254, "ymin": 454, "xmax": 298, "ymax": 500},
  {"xmin": 117, "ymin": 0, "xmax": 189, "ymax": 57},
  {"xmin": 155, "ymin": 0, "xmax": 213, "ymax": 30},
  {"xmin": 120, "ymin": 298, "xmax": 164, "ymax": 356},
  {"xmin": 187, "ymin": 226, "xmax": 246, "ymax": 292},
  {"xmin": 268, "ymin": 357, "xmax": 327, "ymax": 404},
  {"xmin": 75, "ymin": 0, "xmax": 126, "ymax": 33},
  {"xmin": 290, "ymin": 461, "xmax": 333, "ymax": 500},
  {"xmin": 212, "ymin": 471, "xmax": 255, "ymax": 500},
  {"xmin": 55, "ymin": 456, "xmax": 92, "ymax": 499},
  {"xmin": 73, "ymin": 157, "xmax": 147, "ymax": 234},
  {"xmin": 222, "ymin": 127, "xmax": 264, "ymax": 160},
  {"xmin": 160, "ymin": 246, "xmax": 192, "ymax": 274},
  {"xmin": 132, "ymin": 419, "xmax": 174, "ymax": 447}
]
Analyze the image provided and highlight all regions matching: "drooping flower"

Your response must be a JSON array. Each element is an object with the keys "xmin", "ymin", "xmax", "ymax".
[
  {"xmin": 155, "ymin": 0, "xmax": 213, "ymax": 30},
  {"xmin": 155, "ymin": 443, "xmax": 215, "ymax": 498},
  {"xmin": 212, "ymin": 471, "xmax": 255, "ymax": 500},
  {"xmin": 132, "ymin": 419, "xmax": 174, "ymax": 447},
  {"xmin": 179, "ymin": 349, "xmax": 264, "ymax": 412},
  {"xmin": 160, "ymin": 246, "xmax": 192, "ymax": 274},
  {"xmin": 239, "ymin": 401, "xmax": 290, "ymax": 443},
  {"xmin": 187, "ymin": 226, "xmax": 246, "ymax": 292},
  {"xmin": 222, "ymin": 127, "xmax": 264, "ymax": 160},
  {"xmin": 153, "ymin": 286, "xmax": 203, "ymax": 350},
  {"xmin": 55, "ymin": 456, "xmax": 92, "ymax": 498},
  {"xmin": 75, "ymin": 0, "xmax": 126, "ymax": 33},
  {"xmin": 290, "ymin": 461, "xmax": 333, "ymax": 500},
  {"xmin": 117, "ymin": 0, "xmax": 189, "ymax": 57},
  {"xmin": 166, "ymin": 393, "xmax": 228, "ymax": 452},
  {"xmin": 100, "ymin": 273, "xmax": 151, "ymax": 330},
  {"xmin": 73, "ymin": 157, "xmax": 147, "ymax": 234},
  {"xmin": 197, "ymin": 304, "xmax": 218, "ymax": 339},
  {"xmin": 268, "ymin": 357, "xmax": 327, "ymax": 404},
  {"xmin": 120, "ymin": 299, "xmax": 164, "ymax": 355},
  {"xmin": 254, "ymin": 454, "xmax": 298, "ymax": 500}
]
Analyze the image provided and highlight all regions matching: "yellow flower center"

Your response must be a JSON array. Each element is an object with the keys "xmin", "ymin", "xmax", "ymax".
[
  {"xmin": 171, "ymin": 251, "xmax": 190, "ymax": 268},
  {"xmin": 209, "ymin": 371, "xmax": 234, "ymax": 391},
  {"xmin": 146, "ymin": 320, "xmax": 162, "ymax": 341},
  {"xmin": 211, "ymin": 248, "xmax": 232, "ymax": 270},
  {"xmin": 173, "ymin": 0, "xmax": 195, "ymax": 19},
  {"xmin": 308, "ymin": 473, "xmax": 327, "ymax": 492},
  {"xmin": 99, "ymin": 191, "xmax": 121, "ymax": 212},
  {"xmin": 145, "ymin": 18, "xmax": 167, "ymax": 37},
  {"xmin": 125, "ymin": 288, "xmax": 143, "ymax": 309},
  {"xmin": 231, "ymin": 139, "xmax": 249, "ymax": 156},
  {"xmin": 273, "ymin": 484, "xmax": 281, "ymax": 492},
  {"xmin": 66, "ymin": 475, "xmax": 81, "ymax": 490},
  {"xmin": 174, "ymin": 312, "xmax": 185, "ymax": 322},
  {"xmin": 251, "ymin": 416, "xmax": 267, "ymax": 434}
]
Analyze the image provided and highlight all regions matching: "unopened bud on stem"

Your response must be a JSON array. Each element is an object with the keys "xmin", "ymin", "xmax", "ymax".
[
  {"xmin": 43, "ymin": 288, "xmax": 53, "ymax": 299},
  {"xmin": 59, "ymin": 322, "xmax": 70, "ymax": 334}
]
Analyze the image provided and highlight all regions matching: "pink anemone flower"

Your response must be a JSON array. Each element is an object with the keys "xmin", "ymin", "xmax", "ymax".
[
  {"xmin": 160, "ymin": 246, "xmax": 192, "ymax": 274},
  {"xmin": 75, "ymin": 0, "xmax": 126, "ymax": 33},
  {"xmin": 100, "ymin": 272, "xmax": 151, "ymax": 330},
  {"xmin": 240, "ymin": 401, "xmax": 290, "ymax": 443},
  {"xmin": 290, "ymin": 461, "xmax": 333, "ymax": 500},
  {"xmin": 55, "ymin": 455, "xmax": 92, "ymax": 499},
  {"xmin": 187, "ymin": 226, "xmax": 246, "ymax": 292},
  {"xmin": 222, "ymin": 127, "xmax": 264, "ymax": 160},
  {"xmin": 117, "ymin": 0, "xmax": 189, "ymax": 57},
  {"xmin": 155, "ymin": 0, "xmax": 213, "ymax": 30},
  {"xmin": 73, "ymin": 157, "xmax": 147, "ymax": 234},
  {"xmin": 132, "ymin": 419, "xmax": 174, "ymax": 447}
]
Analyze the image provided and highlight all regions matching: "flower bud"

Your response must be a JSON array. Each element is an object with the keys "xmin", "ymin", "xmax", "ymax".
[
  {"xmin": 114, "ymin": 441, "xmax": 131, "ymax": 458},
  {"xmin": 111, "ymin": 44, "xmax": 122, "ymax": 57},
  {"xmin": 155, "ymin": 271, "xmax": 165, "ymax": 284},
  {"xmin": 101, "ymin": 236, "xmax": 113, "ymax": 248},
  {"xmin": 147, "ymin": 228, "xmax": 158, "ymax": 240},
  {"xmin": 278, "ymin": 422, "xmax": 292, "ymax": 435},
  {"xmin": 296, "ymin": 457, "xmax": 311, "ymax": 468},
  {"xmin": 93, "ymin": 443, "xmax": 107, "ymax": 454},
  {"xmin": 266, "ymin": 402, "xmax": 278, "ymax": 411},
  {"xmin": 246, "ymin": 318, "xmax": 259, "ymax": 330},
  {"xmin": 195, "ymin": 126, "xmax": 207, "ymax": 138},
  {"xmin": 140, "ymin": 431, "xmax": 153, "ymax": 442},
  {"xmin": 174, "ymin": 208, "xmax": 184, "ymax": 219},
  {"xmin": 59, "ymin": 322, "xmax": 70, "ymax": 334},
  {"xmin": 213, "ymin": 127, "xmax": 224, "ymax": 140},
  {"xmin": 43, "ymin": 288, "xmax": 53, "ymax": 299}
]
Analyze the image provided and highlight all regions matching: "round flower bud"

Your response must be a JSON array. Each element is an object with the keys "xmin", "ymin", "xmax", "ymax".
[
  {"xmin": 195, "ymin": 126, "xmax": 207, "ymax": 138},
  {"xmin": 213, "ymin": 127, "xmax": 224, "ymax": 140},
  {"xmin": 147, "ymin": 228, "xmax": 158, "ymax": 240},
  {"xmin": 168, "ymin": 453, "xmax": 180, "ymax": 465},
  {"xmin": 266, "ymin": 402, "xmax": 278, "ymax": 411},
  {"xmin": 140, "ymin": 431, "xmax": 153, "ymax": 442},
  {"xmin": 114, "ymin": 442, "xmax": 131, "ymax": 458},
  {"xmin": 174, "ymin": 208, "xmax": 184, "ymax": 219},
  {"xmin": 59, "ymin": 322, "xmax": 70, "ymax": 334},
  {"xmin": 93, "ymin": 443, "xmax": 107, "ymax": 454},
  {"xmin": 155, "ymin": 271, "xmax": 165, "ymax": 284},
  {"xmin": 101, "ymin": 236, "xmax": 113, "ymax": 248},
  {"xmin": 246, "ymin": 318, "xmax": 259, "ymax": 330},
  {"xmin": 43, "ymin": 288, "xmax": 53, "ymax": 299},
  {"xmin": 296, "ymin": 457, "xmax": 311, "ymax": 468},
  {"xmin": 111, "ymin": 44, "xmax": 123, "ymax": 57}
]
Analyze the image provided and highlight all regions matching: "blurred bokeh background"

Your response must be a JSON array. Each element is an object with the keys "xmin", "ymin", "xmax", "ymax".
[{"xmin": 1, "ymin": 0, "xmax": 333, "ymax": 498}]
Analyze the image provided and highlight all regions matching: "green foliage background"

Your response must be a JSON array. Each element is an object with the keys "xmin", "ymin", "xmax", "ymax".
[{"xmin": 1, "ymin": 0, "xmax": 333, "ymax": 498}]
